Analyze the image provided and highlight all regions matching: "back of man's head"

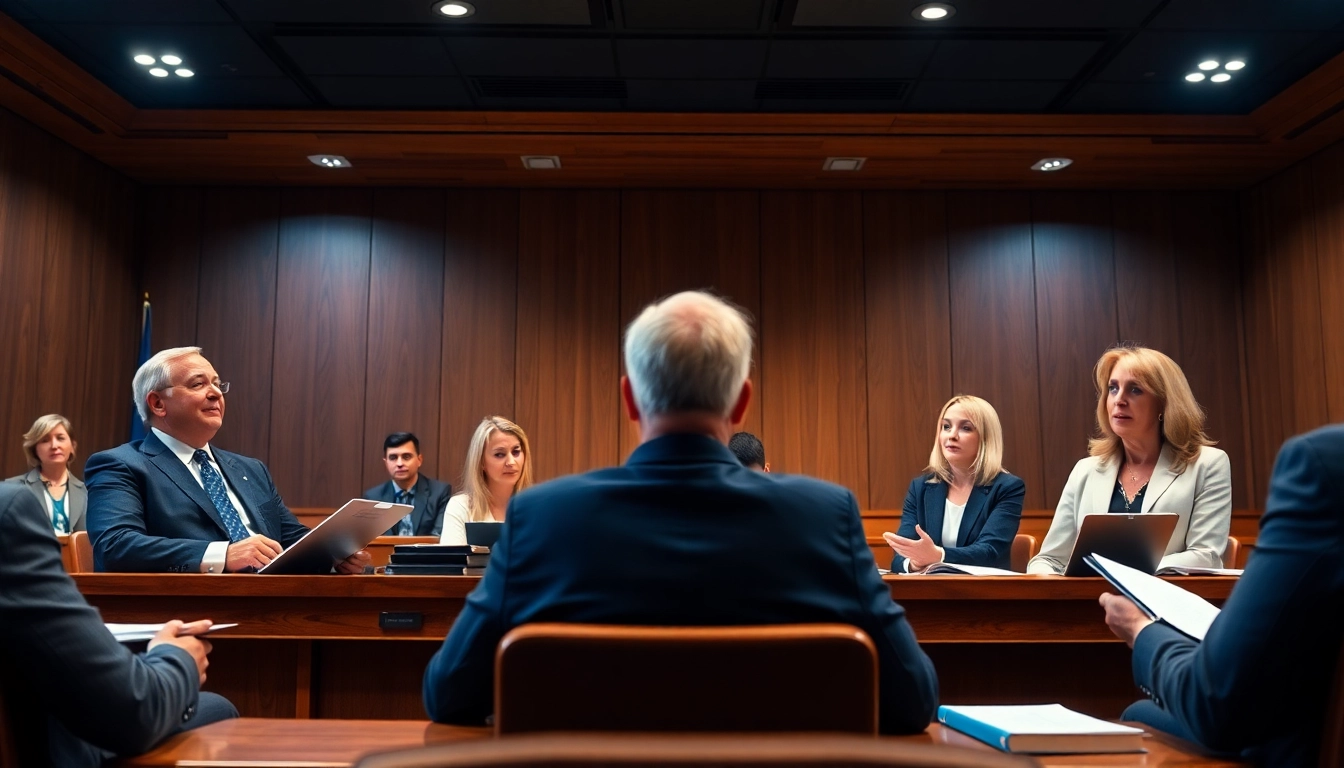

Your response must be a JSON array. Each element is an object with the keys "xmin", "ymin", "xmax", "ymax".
[
  {"xmin": 623, "ymin": 291, "xmax": 753, "ymax": 418},
  {"xmin": 728, "ymin": 431, "xmax": 766, "ymax": 469}
]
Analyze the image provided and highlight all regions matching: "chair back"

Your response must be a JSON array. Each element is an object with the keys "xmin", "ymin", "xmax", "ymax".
[
  {"xmin": 67, "ymin": 531, "xmax": 95, "ymax": 573},
  {"xmin": 1222, "ymin": 536, "xmax": 1241, "ymax": 569},
  {"xmin": 495, "ymin": 624, "xmax": 878, "ymax": 735},
  {"xmin": 1010, "ymin": 534, "xmax": 1038, "ymax": 573},
  {"xmin": 1319, "ymin": 640, "xmax": 1344, "ymax": 767},
  {"xmin": 356, "ymin": 732, "xmax": 1040, "ymax": 768}
]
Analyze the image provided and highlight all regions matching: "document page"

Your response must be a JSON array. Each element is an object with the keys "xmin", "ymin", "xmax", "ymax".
[
  {"xmin": 1088, "ymin": 553, "xmax": 1221, "ymax": 640},
  {"xmin": 105, "ymin": 623, "xmax": 239, "ymax": 643}
]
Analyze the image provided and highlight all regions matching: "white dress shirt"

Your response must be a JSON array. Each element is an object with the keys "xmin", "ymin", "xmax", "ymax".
[
  {"xmin": 942, "ymin": 498, "xmax": 966, "ymax": 550},
  {"xmin": 151, "ymin": 427, "xmax": 258, "ymax": 573}
]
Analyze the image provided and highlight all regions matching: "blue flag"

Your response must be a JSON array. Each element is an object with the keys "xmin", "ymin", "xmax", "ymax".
[{"xmin": 130, "ymin": 296, "xmax": 152, "ymax": 441}]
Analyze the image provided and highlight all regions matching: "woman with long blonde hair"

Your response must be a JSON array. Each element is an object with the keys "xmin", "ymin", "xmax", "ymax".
[{"xmin": 439, "ymin": 416, "xmax": 534, "ymax": 545}]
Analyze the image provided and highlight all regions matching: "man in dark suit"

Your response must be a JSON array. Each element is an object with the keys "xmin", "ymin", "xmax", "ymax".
[
  {"xmin": 364, "ymin": 432, "xmax": 450, "ymax": 536},
  {"xmin": 0, "ymin": 483, "xmax": 237, "ymax": 767},
  {"xmin": 1101, "ymin": 423, "xmax": 1344, "ymax": 765},
  {"xmin": 423, "ymin": 291, "xmax": 938, "ymax": 734},
  {"xmin": 86, "ymin": 346, "xmax": 370, "ymax": 574}
]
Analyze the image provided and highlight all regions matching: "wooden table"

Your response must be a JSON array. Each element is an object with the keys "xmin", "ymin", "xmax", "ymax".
[
  {"xmin": 113, "ymin": 718, "xmax": 1243, "ymax": 767},
  {"xmin": 74, "ymin": 574, "xmax": 1237, "ymax": 721}
]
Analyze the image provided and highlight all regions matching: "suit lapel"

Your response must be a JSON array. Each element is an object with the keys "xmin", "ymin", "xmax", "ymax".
[
  {"xmin": 410, "ymin": 477, "xmax": 433, "ymax": 534},
  {"xmin": 1085, "ymin": 458, "xmax": 1119, "ymax": 517},
  {"xmin": 142, "ymin": 434, "xmax": 229, "ymax": 537},
  {"xmin": 1142, "ymin": 444, "xmax": 1180, "ymax": 513},
  {"xmin": 214, "ymin": 452, "xmax": 273, "ymax": 539},
  {"xmin": 923, "ymin": 481, "xmax": 949, "ymax": 546},
  {"xmin": 957, "ymin": 484, "xmax": 991, "ymax": 547},
  {"xmin": 68, "ymin": 477, "xmax": 86, "ymax": 530}
]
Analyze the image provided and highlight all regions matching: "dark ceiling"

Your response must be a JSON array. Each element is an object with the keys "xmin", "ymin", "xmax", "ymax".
[{"xmin": 2, "ymin": 0, "xmax": 1343, "ymax": 114}]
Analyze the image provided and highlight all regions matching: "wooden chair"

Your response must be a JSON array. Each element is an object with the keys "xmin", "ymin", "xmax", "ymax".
[
  {"xmin": 356, "ymin": 732, "xmax": 1039, "ymax": 768},
  {"xmin": 1010, "ymin": 533, "xmax": 1038, "ymax": 573},
  {"xmin": 66, "ymin": 530, "xmax": 95, "ymax": 573},
  {"xmin": 494, "ymin": 624, "xmax": 879, "ymax": 735},
  {"xmin": 1222, "ymin": 536, "xmax": 1241, "ymax": 569}
]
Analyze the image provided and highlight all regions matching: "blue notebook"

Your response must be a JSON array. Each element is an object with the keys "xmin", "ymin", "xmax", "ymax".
[{"xmin": 937, "ymin": 704, "xmax": 1144, "ymax": 754}]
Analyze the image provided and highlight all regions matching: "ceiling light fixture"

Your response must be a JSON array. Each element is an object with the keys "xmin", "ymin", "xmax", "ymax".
[
  {"xmin": 521, "ymin": 155, "xmax": 562, "ymax": 169},
  {"xmin": 1185, "ymin": 72, "xmax": 1206, "ymax": 82},
  {"xmin": 175, "ymin": 68, "xmax": 194, "ymax": 78},
  {"xmin": 160, "ymin": 54, "xmax": 183, "ymax": 66},
  {"xmin": 912, "ymin": 3, "xmax": 955, "ymax": 20},
  {"xmin": 1210, "ymin": 73, "xmax": 1231, "ymax": 83},
  {"xmin": 308, "ymin": 154, "xmax": 352, "ymax": 169},
  {"xmin": 133, "ymin": 54, "xmax": 155, "ymax": 65},
  {"xmin": 1031, "ymin": 158, "xmax": 1072, "ymax": 172},
  {"xmin": 1197, "ymin": 60, "xmax": 1220, "ymax": 71},
  {"xmin": 149, "ymin": 68, "xmax": 169, "ymax": 78},
  {"xmin": 823, "ymin": 157, "xmax": 866, "ymax": 171},
  {"xmin": 433, "ymin": 1, "xmax": 476, "ymax": 18},
  {"xmin": 1225, "ymin": 60, "xmax": 1245, "ymax": 71}
]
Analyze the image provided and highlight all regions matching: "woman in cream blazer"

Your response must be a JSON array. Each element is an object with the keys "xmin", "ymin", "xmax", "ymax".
[{"xmin": 1028, "ymin": 346, "xmax": 1232, "ymax": 574}]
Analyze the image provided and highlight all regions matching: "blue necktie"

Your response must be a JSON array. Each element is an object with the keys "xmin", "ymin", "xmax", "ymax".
[
  {"xmin": 194, "ymin": 449, "xmax": 250, "ymax": 543},
  {"xmin": 394, "ymin": 489, "xmax": 414, "ymax": 536}
]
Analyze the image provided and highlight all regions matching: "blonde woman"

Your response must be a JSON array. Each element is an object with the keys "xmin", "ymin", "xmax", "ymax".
[
  {"xmin": 439, "ymin": 417, "xmax": 534, "ymax": 546},
  {"xmin": 7, "ymin": 414, "xmax": 86, "ymax": 533},
  {"xmin": 1027, "ymin": 345, "xmax": 1232, "ymax": 574},
  {"xmin": 884, "ymin": 396, "xmax": 1025, "ymax": 572}
]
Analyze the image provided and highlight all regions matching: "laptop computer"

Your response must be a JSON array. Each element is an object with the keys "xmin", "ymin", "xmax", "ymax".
[
  {"xmin": 465, "ymin": 521, "xmax": 503, "ymax": 549},
  {"xmin": 1062, "ymin": 512, "xmax": 1179, "ymax": 577},
  {"xmin": 258, "ymin": 499, "xmax": 411, "ymax": 574}
]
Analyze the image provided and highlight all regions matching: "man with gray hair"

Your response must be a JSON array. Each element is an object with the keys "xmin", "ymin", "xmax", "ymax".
[
  {"xmin": 423, "ymin": 291, "xmax": 938, "ymax": 733},
  {"xmin": 85, "ymin": 347, "xmax": 370, "ymax": 575}
]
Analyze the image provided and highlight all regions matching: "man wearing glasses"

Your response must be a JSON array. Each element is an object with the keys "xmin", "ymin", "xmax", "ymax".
[{"xmin": 86, "ymin": 346, "xmax": 370, "ymax": 575}]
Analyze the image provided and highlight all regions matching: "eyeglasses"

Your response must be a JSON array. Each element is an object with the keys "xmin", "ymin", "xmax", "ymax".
[{"xmin": 162, "ymin": 381, "xmax": 230, "ymax": 394}]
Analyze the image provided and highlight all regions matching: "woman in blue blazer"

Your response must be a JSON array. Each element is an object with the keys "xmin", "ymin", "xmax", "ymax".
[{"xmin": 885, "ymin": 395, "xmax": 1025, "ymax": 572}]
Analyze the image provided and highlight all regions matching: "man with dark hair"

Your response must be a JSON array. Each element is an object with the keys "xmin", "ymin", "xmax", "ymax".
[
  {"xmin": 364, "ymin": 432, "xmax": 451, "ymax": 537},
  {"xmin": 728, "ymin": 431, "xmax": 769, "ymax": 472}
]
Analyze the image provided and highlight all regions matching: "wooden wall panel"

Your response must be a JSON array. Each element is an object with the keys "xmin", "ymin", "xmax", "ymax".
[
  {"xmin": 438, "ymin": 190, "xmax": 519, "ymax": 487},
  {"xmin": 862, "ymin": 192, "xmax": 952, "ymax": 509},
  {"xmin": 946, "ymin": 193, "xmax": 1045, "ymax": 509},
  {"xmin": 515, "ymin": 190, "xmax": 622, "ymax": 480},
  {"xmin": 759, "ymin": 191, "xmax": 869, "ymax": 504},
  {"xmin": 1312, "ymin": 142, "xmax": 1344, "ymax": 424},
  {"xmin": 1170, "ymin": 194, "xmax": 1250, "ymax": 511},
  {"xmin": 1031, "ymin": 193, "xmax": 1119, "ymax": 508},
  {"xmin": 139, "ymin": 187, "xmax": 201, "ymax": 351},
  {"xmin": 1239, "ymin": 186, "xmax": 1288, "ymax": 508},
  {"xmin": 618, "ymin": 190, "xmax": 762, "ymax": 461},
  {"xmin": 1110, "ymin": 194, "xmax": 1182, "ymax": 354},
  {"xmin": 361, "ymin": 189, "xmax": 445, "ymax": 492},
  {"xmin": 195, "ymin": 188, "xmax": 281, "ymax": 464},
  {"xmin": 269, "ymin": 189, "xmax": 372, "ymax": 506}
]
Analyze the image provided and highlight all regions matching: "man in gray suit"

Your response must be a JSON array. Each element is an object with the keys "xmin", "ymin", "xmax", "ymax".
[
  {"xmin": 363, "ymin": 432, "xmax": 450, "ymax": 537},
  {"xmin": 0, "ymin": 483, "xmax": 236, "ymax": 766}
]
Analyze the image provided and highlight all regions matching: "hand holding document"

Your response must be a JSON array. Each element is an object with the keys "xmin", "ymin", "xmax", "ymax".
[
  {"xmin": 106, "ymin": 621, "xmax": 238, "ymax": 643},
  {"xmin": 1086, "ymin": 553, "xmax": 1221, "ymax": 641}
]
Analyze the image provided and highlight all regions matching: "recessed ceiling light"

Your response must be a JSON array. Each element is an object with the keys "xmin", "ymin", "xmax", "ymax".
[
  {"xmin": 160, "ymin": 54, "xmax": 182, "ymax": 66},
  {"xmin": 1185, "ymin": 72, "xmax": 1206, "ymax": 82},
  {"xmin": 433, "ymin": 1, "xmax": 475, "ymax": 17},
  {"xmin": 149, "ymin": 68, "xmax": 169, "ymax": 78},
  {"xmin": 912, "ymin": 3, "xmax": 955, "ymax": 20},
  {"xmin": 175, "ymin": 68, "xmax": 194, "ymax": 78},
  {"xmin": 133, "ymin": 54, "xmax": 155, "ymax": 65},
  {"xmin": 521, "ymin": 155, "xmax": 562, "ymax": 169},
  {"xmin": 1031, "ymin": 158, "xmax": 1072, "ymax": 172},
  {"xmin": 1225, "ymin": 60, "xmax": 1245, "ymax": 71},
  {"xmin": 1197, "ymin": 60, "xmax": 1220, "ymax": 71},
  {"xmin": 308, "ymin": 154, "xmax": 352, "ymax": 168},
  {"xmin": 823, "ymin": 157, "xmax": 866, "ymax": 171},
  {"xmin": 1210, "ymin": 73, "xmax": 1231, "ymax": 83}
]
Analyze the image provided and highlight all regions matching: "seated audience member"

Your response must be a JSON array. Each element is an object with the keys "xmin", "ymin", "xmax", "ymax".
[
  {"xmin": 884, "ymin": 395, "xmax": 1024, "ymax": 572},
  {"xmin": 439, "ymin": 417, "xmax": 534, "ymax": 546},
  {"xmin": 423, "ymin": 291, "xmax": 938, "ymax": 734},
  {"xmin": 364, "ymin": 432, "xmax": 451, "ymax": 537},
  {"xmin": 6, "ymin": 413, "xmax": 87, "ymax": 533},
  {"xmin": 1100, "ymin": 424, "xmax": 1344, "ymax": 765},
  {"xmin": 0, "ymin": 483, "xmax": 237, "ymax": 767},
  {"xmin": 728, "ymin": 431, "xmax": 770, "ymax": 471},
  {"xmin": 1027, "ymin": 345, "xmax": 1231, "ymax": 574},
  {"xmin": 85, "ymin": 346, "xmax": 370, "ymax": 574}
]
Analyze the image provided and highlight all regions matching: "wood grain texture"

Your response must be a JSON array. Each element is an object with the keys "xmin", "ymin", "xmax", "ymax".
[
  {"xmin": 759, "ymin": 191, "xmax": 869, "ymax": 503},
  {"xmin": 1170, "ymin": 194, "xmax": 1250, "ymax": 511},
  {"xmin": 195, "ymin": 188, "xmax": 281, "ymax": 464},
  {"xmin": 862, "ymin": 192, "xmax": 952, "ymax": 508},
  {"xmin": 515, "ymin": 189, "xmax": 622, "ymax": 480},
  {"xmin": 1030, "ymin": 192, "xmax": 1119, "ymax": 508},
  {"xmin": 314, "ymin": 641, "xmax": 439, "ymax": 719},
  {"xmin": 362, "ymin": 189, "xmax": 445, "ymax": 492},
  {"xmin": 438, "ymin": 189, "xmax": 519, "ymax": 487},
  {"xmin": 269, "ymin": 188, "xmax": 373, "ymax": 506},
  {"xmin": 138, "ymin": 187, "xmax": 201, "ymax": 351},
  {"xmin": 946, "ymin": 193, "xmax": 1046, "ymax": 509},
  {"xmin": 1110, "ymin": 193, "xmax": 1182, "ymax": 354},
  {"xmin": 1238, "ymin": 186, "xmax": 1287, "ymax": 509},
  {"xmin": 618, "ymin": 190, "xmax": 762, "ymax": 461},
  {"xmin": 1311, "ymin": 142, "xmax": 1344, "ymax": 423}
]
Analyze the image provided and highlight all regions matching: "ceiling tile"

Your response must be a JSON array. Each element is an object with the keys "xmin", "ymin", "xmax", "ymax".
[
  {"xmin": 625, "ymin": 79, "xmax": 757, "ymax": 110},
  {"xmin": 223, "ymin": 0, "xmax": 593, "ymax": 25},
  {"xmin": 128, "ymin": 77, "xmax": 313, "ymax": 108},
  {"xmin": 923, "ymin": 39, "xmax": 1103, "ymax": 81},
  {"xmin": 277, "ymin": 36, "xmax": 458, "ymax": 77},
  {"xmin": 906, "ymin": 80, "xmax": 1067, "ymax": 111},
  {"xmin": 620, "ymin": 0, "xmax": 764, "ymax": 30},
  {"xmin": 1063, "ymin": 80, "xmax": 1264, "ymax": 114},
  {"xmin": 758, "ymin": 97, "xmax": 906, "ymax": 111},
  {"xmin": 53, "ymin": 23, "xmax": 289, "ymax": 79},
  {"xmin": 792, "ymin": 0, "xmax": 1163, "ymax": 28},
  {"xmin": 617, "ymin": 39, "xmax": 767, "ymax": 78},
  {"xmin": 765, "ymin": 39, "xmax": 935, "ymax": 79},
  {"xmin": 472, "ymin": 96, "xmax": 624, "ymax": 110},
  {"xmin": 1095, "ymin": 30, "xmax": 1319, "ymax": 82},
  {"xmin": 22, "ymin": 0, "xmax": 232, "ymax": 23},
  {"xmin": 313, "ymin": 76, "xmax": 472, "ymax": 107},
  {"xmin": 1150, "ymin": 0, "xmax": 1344, "ymax": 31},
  {"xmin": 445, "ymin": 37, "xmax": 615, "ymax": 77}
]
